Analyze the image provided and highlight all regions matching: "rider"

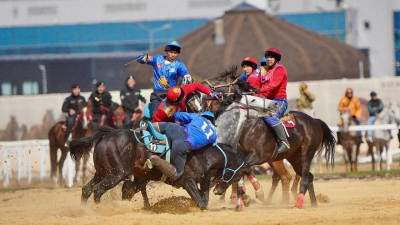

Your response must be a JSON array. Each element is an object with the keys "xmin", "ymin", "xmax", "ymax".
[
  {"xmin": 239, "ymin": 57, "xmax": 261, "ymax": 89},
  {"xmin": 338, "ymin": 87, "xmax": 363, "ymax": 143},
  {"xmin": 120, "ymin": 75, "xmax": 147, "ymax": 126},
  {"xmin": 87, "ymin": 81, "xmax": 113, "ymax": 129},
  {"xmin": 136, "ymin": 41, "xmax": 192, "ymax": 118},
  {"xmin": 366, "ymin": 91, "xmax": 384, "ymax": 142},
  {"xmin": 148, "ymin": 111, "xmax": 217, "ymax": 180},
  {"xmin": 61, "ymin": 84, "xmax": 86, "ymax": 145},
  {"xmin": 152, "ymin": 83, "xmax": 219, "ymax": 123},
  {"xmin": 253, "ymin": 48, "xmax": 290, "ymax": 154}
]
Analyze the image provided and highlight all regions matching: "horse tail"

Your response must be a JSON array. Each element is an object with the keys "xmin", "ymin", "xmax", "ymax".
[
  {"xmin": 316, "ymin": 119, "xmax": 336, "ymax": 168},
  {"xmin": 69, "ymin": 126, "xmax": 116, "ymax": 162}
]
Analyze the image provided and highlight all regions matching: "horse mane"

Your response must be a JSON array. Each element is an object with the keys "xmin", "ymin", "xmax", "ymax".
[
  {"xmin": 217, "ymin": 143, "xmax": 248, "ymax": 166},
  {"xmin": 236, "ymin": 79, "xmax": 252, "ymax": 92},
  {"xmin": 217, "ymin": 65, "xmax": 239, "ymax": 80}
]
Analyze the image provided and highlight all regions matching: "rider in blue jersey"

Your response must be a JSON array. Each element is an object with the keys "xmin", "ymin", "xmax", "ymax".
[
  {"xmin": 148, "ymin": 111, "xmax": 217, "ymax": 180},
  {"xmin": 136, "ymin": 41, "xmax": 192, "ymax": 117}
]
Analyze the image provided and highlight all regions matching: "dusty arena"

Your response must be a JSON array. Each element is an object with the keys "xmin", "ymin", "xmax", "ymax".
[{"xmin": 1, "ymin": 174, "xmax": 400, "ymax": 225}]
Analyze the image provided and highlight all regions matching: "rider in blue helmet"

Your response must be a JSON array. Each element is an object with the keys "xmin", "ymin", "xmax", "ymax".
[{"xmin": 136, "ymin": 40, "xmax": 192, "ymax": 118}]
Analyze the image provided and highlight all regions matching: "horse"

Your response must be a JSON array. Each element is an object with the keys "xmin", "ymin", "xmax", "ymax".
[
  {"xmin": 86, "ymin": 103, "xmax": 125, "ymax": 135},
  {"xmin": 48, "ymin": 102, "xmax": 89, "ymax": 185},
  {"xmin": 69, "ymin": 127, "xmax": 249, "ymax": 211},
  {"xmin": 338, "ymin": 111, "xmax": 360, "ymax": 172},
  {"xmin": 201, "ymin": 66, "xmax": 336, "ymax": 209},
  {"xmin": 367, "ymin": 102, "xmax": 400, "ymax": 171}
]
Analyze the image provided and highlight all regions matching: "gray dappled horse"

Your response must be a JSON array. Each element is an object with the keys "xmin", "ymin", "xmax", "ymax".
[
  {"xmin": 367, "ymin": 102, "xmax": 400, "ymax": 171},
  {"xmin": 339, "ymin": 111, "xmax": 360, "ymax": 172}
]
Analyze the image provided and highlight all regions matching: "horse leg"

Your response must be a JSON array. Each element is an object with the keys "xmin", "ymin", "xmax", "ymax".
[
  {"xmin": 354, "ymin": 144, "xmax": 360, "ymax": 172},
  {"xmin": 246, "ymin": 171, "xmax": 264, "ymax": 202},
  {"xmin": 287, "ymin": 153, "xmax": 312, "ymax": 209},
  {"xmin": 93, "ymin": 171, "xmax": 127, "ymax": 203},
  {"xmin": 376, "ymin": 145, "xmax": 382, "ymax": 172},
  {"xmin": 369, "ymin": 144, "xmax": 376, "ymax": 171},
  {"xmin": 219, "ymin": 191, "xmax": 226, "ymax": 202},
  {"xmin": 273, "ymin": 160, "xmax": 292, "ymax": 205},
  {"xmin": 230, "ymin": 182, "xmax": 238, "ymax": 204},
  {"xmin": 236, "ymin": 180, "xmax": 245, "ymax": 212},
  {"xmin": 137, "ymin": 178, "xmax": 150, "ymax": 210},
  {"xmin": 58, "ymin": 148, "xmax": 68, "ymax": 186},
  {"xmin": 239, "ymin": 177, "xmax": 251, "ymax": 208},
  {"xmin": 199, "ymin": 174, "xmax": 211, "ymax": 207},
  {"xmin": 386, "ymin": 143, "xmax": 392, "ymax": 171},
  {"xmin": 81, "ymin": 173, "xmax": 101, "ymax": 204},
  {"xmin": 343, "ymin": 148, "xmax": 350, "ymax": 172},
  {"xmin": 265, "ymin": 170, "xmax": 280, "ymax": 205},
  {"xmin": 49, "ymin": 144, "xmax": 58, "ymax": 184},
  {"xmin": 182, "ymin": 179, "xmax": 207, "ymax": 211},
  {"xmin": 307, "ymin": 172, "xmax": 317, "ymax": 207},
  {"xmin": 291, "ymin": 174, "xmax": 301, "ymax": 201}
]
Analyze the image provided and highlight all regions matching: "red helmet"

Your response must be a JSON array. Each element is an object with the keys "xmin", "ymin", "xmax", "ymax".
[
  {"xmin": 265, "ymin": 48, "xmax": 281, "ymax": 61},
  {"xmin": 167, "ymin": 87, "xmax": 185, "ymax": 103},
  {"xmin": 241, "ymin": 57, "xmax": 258, "ymax": 70}
]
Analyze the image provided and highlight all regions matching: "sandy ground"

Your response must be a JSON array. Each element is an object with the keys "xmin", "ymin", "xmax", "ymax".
[{"xmin": 1, "ymin": 177, "xmax": 400, "ymax": 225}]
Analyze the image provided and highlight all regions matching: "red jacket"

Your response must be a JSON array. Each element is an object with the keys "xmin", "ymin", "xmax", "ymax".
[
  {"xmin": 247, "ymin": 69, "xmax": 261, "ymax": 89},
  {"xmin": 152, "ymin": 83, "xmax": 212, "ymax": 122},
  {"xmin": 255, "ymin": 64, "xmax": 287, "ymax": 99}
]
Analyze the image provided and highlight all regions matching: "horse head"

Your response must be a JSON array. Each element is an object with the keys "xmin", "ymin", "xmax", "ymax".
[
  {"xmin": 340, "ymin": 110, "xmax": 353, "ymax": 132},
  {"xmin": 110, "ymin": 103, "xmax": 125, "ymax": 129},
  {"xmin": 186, "ymin": 91, "xmax": 203, "ymax": 113},
  {"xmin": 387, "ymin": 102, "xmax": 400, "ymax": 125},
  {"xmin": 202, "ymin": 66, "xmax": 243, "ymax": 117}
]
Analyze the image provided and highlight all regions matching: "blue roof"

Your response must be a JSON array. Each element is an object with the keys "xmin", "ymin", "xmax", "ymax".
[{"xmin": 228, "ymin": 2, "xmax": 260, "ymax": 11}]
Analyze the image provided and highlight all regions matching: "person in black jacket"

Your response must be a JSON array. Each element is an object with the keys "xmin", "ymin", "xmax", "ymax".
[
  {"xmin": 120, "ymin": 75, "xmax": 147, "ymax": 126},
  {"xmin": 62, "ymin": 84, "xmax": 86, "ymax": 144},
  {"xmin": 87, "ymin": 81, "xmax": 113, "ymax": 130}
]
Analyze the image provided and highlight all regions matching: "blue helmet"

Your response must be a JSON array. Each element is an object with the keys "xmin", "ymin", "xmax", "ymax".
[
  {"xmin": 261, "ymin": 57, "xmax": 267, "ymax": 66},
  {"xmin": 202, "ymin": 111, "xmax": 215, "ymax": 119},
  {"xmin": 165, "ymin": 41, "xmax": 181, "ymax": 53}
]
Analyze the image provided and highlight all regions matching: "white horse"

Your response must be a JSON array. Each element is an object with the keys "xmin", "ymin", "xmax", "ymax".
[{"xmin": 367, "ymin": 102, "xmax": 400, "ymax": 171}]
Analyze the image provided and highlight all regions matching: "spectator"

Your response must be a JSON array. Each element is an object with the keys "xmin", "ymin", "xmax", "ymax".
[{"xmin": 296, "ymin": 82, "xmax": 315, "ymax": 117}]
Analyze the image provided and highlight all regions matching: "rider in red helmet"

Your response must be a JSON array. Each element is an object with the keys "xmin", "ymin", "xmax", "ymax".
[
  {"xmin": 254, "ymin": 47, "xmax": 290, "ymax": 154},
  {"xmin": 240, "ymin": 57, "xmax": 261, "ymax": 89},
  {"xmin": 152, "ymin": 83, "xmax": 219, "ymax": 123}
]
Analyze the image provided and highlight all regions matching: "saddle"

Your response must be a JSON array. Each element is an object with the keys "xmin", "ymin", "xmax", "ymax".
[{"xmin": 280, "ymin": 107, "xmax": 296, "ymax": 128}]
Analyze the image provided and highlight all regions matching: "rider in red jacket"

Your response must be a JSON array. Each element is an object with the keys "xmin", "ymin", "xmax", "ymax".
[
  {"xmin": 152, "ymin": 83, "xmax": 218, "ymax": 122},
  {"xmin": 254, "ymin": 48, "xmax": 290, "ymax": 154}
]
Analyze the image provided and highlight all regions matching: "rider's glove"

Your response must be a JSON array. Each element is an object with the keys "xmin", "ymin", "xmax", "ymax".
[
  {"xmin": 253, "ymin": 89, "xmax": 261, "ymax": 94},
  {"xmin": 182, "ymin": 75, "xmax": 192, "ymax": 85},
  {"xmin": 210, "ymin": 92, "xmax": 219, "ymax": 99}
]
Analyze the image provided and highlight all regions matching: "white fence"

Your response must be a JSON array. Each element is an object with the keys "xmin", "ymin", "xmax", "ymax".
[
  {"xmin": 0, "ymin": 140, "xmax": 75, "ymax": 188},
  {"xmin": 1, "ymin": 124, "xmax": 399, "ymax": 188}
]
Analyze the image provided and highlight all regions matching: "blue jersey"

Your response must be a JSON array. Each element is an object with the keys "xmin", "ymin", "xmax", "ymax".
[
  {"xmin": 137, "ymin": 54, "xmax": 190, "ymax": 91},
  {"xmin": 174, "ymin": 112, "xmax": 217, "ymax": 149},
  {"xmin": 239, "ymin": 67, "xmax": 261, "ymax": 81}
]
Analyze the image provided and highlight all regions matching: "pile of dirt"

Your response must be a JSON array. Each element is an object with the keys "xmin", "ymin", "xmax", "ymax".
[{"xmin": 148, "ymin": 196, "xmax": 198, "ymax": 214}]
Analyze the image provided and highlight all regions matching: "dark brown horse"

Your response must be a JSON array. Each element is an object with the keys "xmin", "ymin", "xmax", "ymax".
[
  {"xmin": 202, "ymin": 67, "xmax": 336, "ymax": 209},
  {"xmin": 48, "ymin": 102, "xmax": 89, "ymax": 185},
  {"xmin": 69, "ymin": 127, "xmax": 249, "ymax": 211}
]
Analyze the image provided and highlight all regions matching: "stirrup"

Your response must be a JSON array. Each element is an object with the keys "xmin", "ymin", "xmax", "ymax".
[{"xmin": 145, "ymin": 159, "xmax": 153, "ymax": 169}]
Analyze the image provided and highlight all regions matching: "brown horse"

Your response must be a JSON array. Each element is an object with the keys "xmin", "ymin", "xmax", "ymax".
[
  {"xmin": 338, "ymin": 111, "xmax": 360, "ymax": 172},
  {"xmin": 69, "ymin": 127, "xmax": 249, "ymax": 211},
  {"xmin": 48, "ymin": 102, "xmax": 89, "ymax": 185},
  {"xmin": 86, "ymin": 103, "xmax": 125, "ymax": 134},
  {"xmin": 202, "ymin": 67, "xmax": 336, "ymax": 209}
]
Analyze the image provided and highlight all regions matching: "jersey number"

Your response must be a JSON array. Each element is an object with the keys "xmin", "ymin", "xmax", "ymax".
[{"xmin": 201, "ymin": 121, "xmax": 214, "ymax": 139}]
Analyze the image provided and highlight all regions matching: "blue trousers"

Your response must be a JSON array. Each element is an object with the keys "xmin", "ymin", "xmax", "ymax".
[
  {"xmin": 366, "ymin": 116, "xmax": 376, "ymax": 137},
  {"xmin": 263, "ymin": 98, "xmax": 288, "ymax": 126},
  {"xmin": 158, "ymin": 122, "xmax": 192, "ymax": 176}
]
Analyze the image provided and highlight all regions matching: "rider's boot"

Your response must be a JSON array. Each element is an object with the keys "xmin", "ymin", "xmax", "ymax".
[
  {"xmin": 64, "ymin": 133, "xmax": 72, "ymax": 148},
  {"xmin": 149, "ymin": 155, "xmax": 179, "ymax": 180},
  {"xmin": 271, "ymin": 123, "xmax": 290, "ymax": 154}
]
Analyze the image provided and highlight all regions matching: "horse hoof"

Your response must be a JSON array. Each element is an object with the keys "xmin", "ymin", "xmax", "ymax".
[
  {"xmin": 243, "ymin": 194, "xmax": 251, "ymax": 207},
  {"xmin": 255, "ymin": 188, "xmax": 265, "ymax": 202},
  {"xmin": 294, "ymin": 193, "xmax": 304, "ymax": 209},
  {"xmin": 235, "ymin": 197, "xmax": 244, "ymax": 212},
  {"xmin": 202, "ymin": 209, "xmax": 208, "ymax": 213}
]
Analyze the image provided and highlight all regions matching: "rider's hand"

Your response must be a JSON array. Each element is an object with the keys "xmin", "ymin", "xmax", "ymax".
[
  {"xmin": 182, "ymin": 75, "xmax": 192, "ymax": 84},
  {"xmin": 69, "ymin": 109, "xmax": 76, "ymax": 115},
  {"xmin": 141, "ymin": 53, "xmax": 149, "ymax": 62},
  {"xmin": 210, "ymin": 92, "xmax": 219, "ymax": 99},
  {"xmin": 253, "ymin": 89, "xmax": 261, "ymax": 94}
]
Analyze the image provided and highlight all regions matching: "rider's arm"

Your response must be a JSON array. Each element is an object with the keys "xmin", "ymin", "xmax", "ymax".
[
  {"xmin": 183, "ymin": 83, "xmax": 212, "ymax": 96},
  {"xmin": 377, "ymin": 99, "xmax": 384, "ymax": 113},
  {"xmin": 354, "ymin": 98, "xmax": 362, "ymax": 119},
  {"xmin": 338, "ymin": 98, "xmax": 347, "ymax": 112},
  {"xmin": 305, "ymin": 91, "xmax": 315, "ymax": 102},
  {"xmin": 177, "ymin": 62, "xmax": 192, "ymax": 84},
  {"xmin": 61, "ymin": 98, "xmax": 69, "ymax": 113},
  {"xmin": 136, "ymin": 54, "xmax": 156, "ymax": 65},
  {"xmin": 367, "ymin": 101, "xmax": 374, "ymax": 114},
  {"xmin": 259, "ymin": 67, "xmax": 285, "ymax": 95},
  {"xmin": 174, "ymin": 112, "xmax": 194, "ymax": 125}
]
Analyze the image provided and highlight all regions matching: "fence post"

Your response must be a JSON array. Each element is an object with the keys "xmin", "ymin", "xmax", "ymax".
[
  {"xmin": 3, "ymin": 149, "xmax": 10, "ymax": 187},
  {"xmin": 39, "ymin": 145, "xmax": 46, "ymax": 181},
  {"xmin": 28, "ymin": 149, "xmax": 32, "ymax": 186}
]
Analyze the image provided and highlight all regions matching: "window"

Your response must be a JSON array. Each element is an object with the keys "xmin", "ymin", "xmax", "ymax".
[
  {"xmin": 1, "ymin": 82, "xmax": 12, "ymax": 95},
  {"xmin": 22, "ymin": 81, "xmax": 39, "ymax": 95}
]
